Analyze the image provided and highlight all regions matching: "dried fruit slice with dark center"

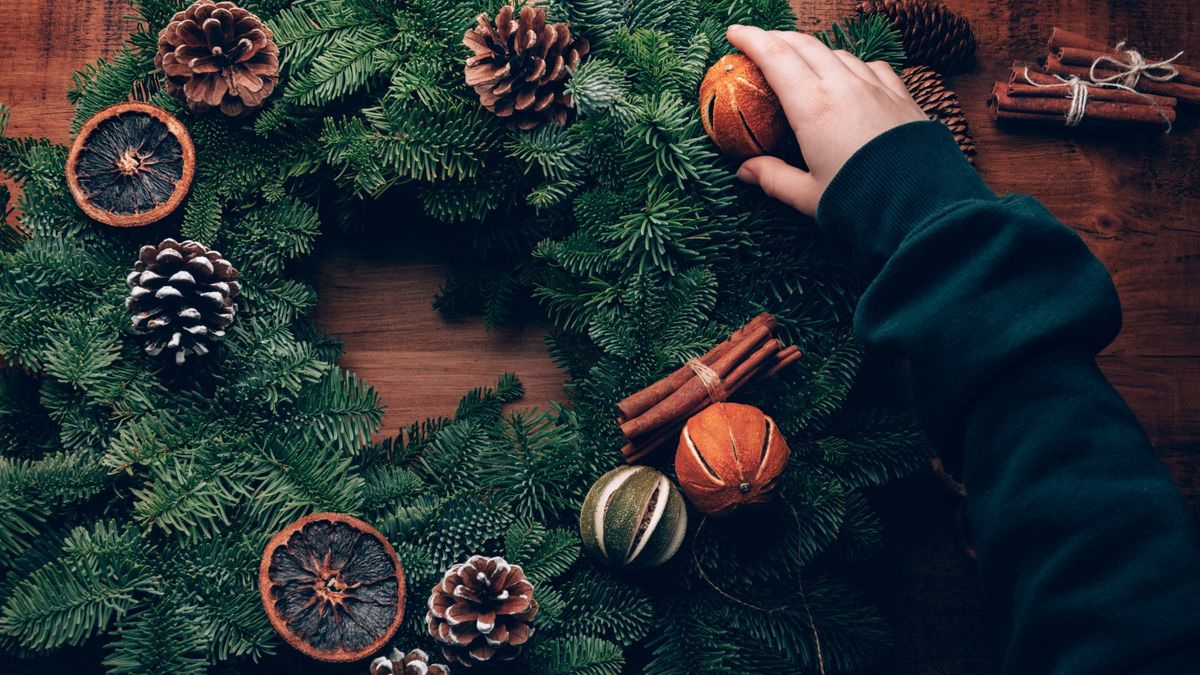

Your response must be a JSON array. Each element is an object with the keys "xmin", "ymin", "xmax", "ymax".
[
  {"xmin": 66, "ymin": 102, "xmax": 195, "ymax": 227},
  {"xmin": 259, "ymin": 512, "xmax": 405, "ymax": 663}
]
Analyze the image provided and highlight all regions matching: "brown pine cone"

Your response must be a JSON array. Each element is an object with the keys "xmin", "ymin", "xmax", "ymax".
[
  {"xmin": 902, "ymin": 65, "xmax": 976, "ymax": 163},
  {"xmin": 426, "ymin": 555, "xmax": 538, "ymax": 666},
  {"xmin": 126, "ymin": 239, "xmax": 240, "ymax": 364},
  {"xmin": 857, "ymin": 0, "xmax": 977, "ymax": 74},
  {"xmin": 370, "ymin": 648, "xmax": 451, "ymax": 675},
  {"xmin": 155, "ymin": 0, "xmax": 280, "ymax": 116},
  {"xmin": 463, "ymin": 4, "xmax": 589, "ymax": 130}
]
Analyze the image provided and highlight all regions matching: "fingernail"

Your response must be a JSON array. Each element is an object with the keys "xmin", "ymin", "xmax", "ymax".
[
  {"xmin": 736, "ymin": 165, "xmax": 755, "ymax": 183},
  {"xmin": 728, "ymin": 24, "xmax": 744, "ymax": 32}
]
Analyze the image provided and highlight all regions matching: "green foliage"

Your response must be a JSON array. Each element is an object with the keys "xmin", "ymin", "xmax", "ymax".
[
  {"xmin": 0, "ymin": 0, "xmax": 929, "ymax": 672},
  {"xmin": 529, "ymin": 636, "xmax": 624, "ymax": 675},
  {"xmin": 817, "ymin": 14, "xmax": 906, "ymax": 69},
  {"xmin": 0, "ymin": 522, "xmax": 154, "ymax": 652},
  {"xmin": 67, "ymin": 45, "xmax": 159, "ymax": 133}
]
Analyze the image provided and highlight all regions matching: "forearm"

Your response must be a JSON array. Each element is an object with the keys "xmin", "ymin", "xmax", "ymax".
[
  {"xmin": 819, "ymin": 121, "xmax": 1200, "ymax": 673},
  {"xmin": 965, "ymin": 349, "xmax": 1200, "ymax": 673}
]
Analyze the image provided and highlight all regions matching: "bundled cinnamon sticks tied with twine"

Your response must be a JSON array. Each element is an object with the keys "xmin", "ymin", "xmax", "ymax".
[
  {"xmin": 617, "ymin": 313, "xmax": 801, "ymax": 463},
  {"xmin": 989, "ymin": 27, "xmax": 1196, "ymax": 132}
]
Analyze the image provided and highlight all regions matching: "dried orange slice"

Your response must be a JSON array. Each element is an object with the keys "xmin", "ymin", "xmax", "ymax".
[
  {"xmin": 258, "ymin": 512, "xmax": 405, "ymax": 662},
  {"xmin": 65, "ymin": 102, "xmax": 195, "ymax": 227}
]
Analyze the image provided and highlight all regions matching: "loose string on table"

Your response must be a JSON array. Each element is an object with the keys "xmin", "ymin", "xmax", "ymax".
[
  {"xmin": 1088, "ymin": 40, "xmax": 1185, "ymax": 89},
  {"xmin": 692, "ymin": 502, "xmax": 827, "ymax": 675},
  {"xmin": 1021, "ymin": 67, "xmax": 1174, "ymax": 133},
  {"xmin": 686, "ymin": 357, "xmax": 728, "ymax": 404}
]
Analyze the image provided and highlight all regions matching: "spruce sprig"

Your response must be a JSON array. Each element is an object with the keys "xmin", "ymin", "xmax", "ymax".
[{"xmin": 818, "ymin": 14, "xmax": 907, "ymax": 69}]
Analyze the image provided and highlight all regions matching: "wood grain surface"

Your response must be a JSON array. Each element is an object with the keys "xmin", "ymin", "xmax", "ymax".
[{"xmin": 4, "ymin": 1, "xmax": 1198, "ymax": 673}]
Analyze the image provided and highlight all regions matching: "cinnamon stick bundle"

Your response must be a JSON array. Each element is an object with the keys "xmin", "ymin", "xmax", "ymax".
[
  {"xmin": 1042, "ymin": 54, "xmax": 1200, "ymax": 106},
  {"xmin": 617, "ymin": 312, "xmax": 801, "ymax": 463},
  {"xmin": 1009, "ymin": 63, "xmax": 1177, "ymax": 107},
  {"xmin": 1038, "ymin": 27, "xmax": 1200, "ymax": 106},
  {"xmin": 988, "ymin": 81, "xmax": 1176, "ymax": 128},
  {"xmin": 1048, "ymin": 27, "xmax": 1200, "ymax": 87}
]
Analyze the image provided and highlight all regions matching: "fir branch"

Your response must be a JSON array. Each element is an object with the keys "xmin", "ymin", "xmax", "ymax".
[
  {"xmin": 249, "ymin": 434, "xmax": 367, "ymax": 520},
  {"xmin": 505, "ymin": 518, "xmax": 549, "ymax": 563},
  {"xmin": 132, "ymin": 461, "xmax": 238, "ymax": 539},
  {"xmin": 0, "ymin": 554, "xmax": 156, "ymax": 652},
  {"xmin": 102, "ymin": 601, "xmax": 209, "ymax": 675},
  {"xmin": 519, "ymin": 528, "xmax": 581, "ymax": 586},
  {"xmin": 0, "ymin": 451, "xmax": 110, "ymax": 555},
  {"xmin": 818, "ymin": 14, "xmax": 906, "ymax": 69},
  {"xmin": 272, "ymin": 0, "xmax": 381, "ymax": 69},
  {"xmin": 180, "ymin": 179, "xmax": 223, "ymax": 244},
  {"xmin": 420, "ymin": 492, "xmax": 515, "ymax": 570},
  {"xmin": 812, "ymin": 409, "xmax": 931, "ymax": 488},
  {"xmin": 557, "ymin": 571, "xmax": 652, "ymax": 647},
  {"xmin": 285, "ymin": 24, "xmax": 393, "ymax": 105},
  {"xmin": 564, "ymin": 59, "xmax": 631, "ymax": 117},
  {"xmin": 455, "ymin": 373, "xmax": 525, "ymax": 420},
  {"xmin": 291, "ymin": 368, "xmax": 384, "ymax": 455},
  {"xmin": 479, "ymin": 412, "xmax": 582, "ymax": 521},
  {"xmin": 527, "ymin": 636, "xmax": 624, "ymax": 675},
  {"xmin": 67, "ymin": 47, "xmax": 157, "ymax": 133}
]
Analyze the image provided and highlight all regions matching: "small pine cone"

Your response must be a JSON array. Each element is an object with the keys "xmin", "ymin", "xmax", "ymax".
[
  {"xmin": 426, "ymin": 555, "xmax": 538, "ymax": 666},
  {"xmin": 857, "ymin": 0, "xmax": 977, "ymax": 74},
  {"xmin": 902, "ymin": 66, "xmax": 976, "ymax": 163},
  {"xmin": 155, "ymin": 0, "xmax": 280, "ymax": 116},
  {"xmin": 463, "ymin": 4, "xmax": 589, "ymax": 130},
  {"xmin": 126, "ymin": 239, "xmax": 240, "ymax": 365},
  {"xmin": 370, "ymin": 648, "xmax": 451, "ymax": 675}
]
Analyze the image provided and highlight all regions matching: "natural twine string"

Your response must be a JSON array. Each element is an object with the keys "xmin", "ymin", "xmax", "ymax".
[
  {"xmin": 1021, "ymin": 67, "xmax": 1174, "ymax": 133},
  {"xmin": 686, "ymin": 358, "xmax": 729, "ymax": 404},
  {"xmin": 1088, "ymin": 40, "xmax": 1185, "ymax": 89},
  {"xmin": 692, "ymin": 502, "xmax": 827, "ymax": 675}
]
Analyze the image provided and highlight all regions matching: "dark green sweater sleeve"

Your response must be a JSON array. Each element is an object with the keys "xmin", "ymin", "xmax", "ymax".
[{"xmin": 816, "ymin": 121, "xmax": 1200, "ymax": 674}]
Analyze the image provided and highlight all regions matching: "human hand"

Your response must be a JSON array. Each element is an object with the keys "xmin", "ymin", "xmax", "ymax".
[{"xmin": 726, "ymin": 25, "xmax": 927, "ymax": 216}]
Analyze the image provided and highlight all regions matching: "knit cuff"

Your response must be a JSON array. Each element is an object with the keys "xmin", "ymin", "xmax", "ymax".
[{"xmin": 815, "ymin": 120, "xmax": 996, "ymax": 264}]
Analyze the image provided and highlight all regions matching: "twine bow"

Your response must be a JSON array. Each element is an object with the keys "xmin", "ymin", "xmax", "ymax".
[
  {"xmin": 1089, "ymin": 40, "xmax": 1185, "ymax": 89},
  {"xmin": 1021, "ymin": 67, "xmax": 1174, "ymax": 133}
]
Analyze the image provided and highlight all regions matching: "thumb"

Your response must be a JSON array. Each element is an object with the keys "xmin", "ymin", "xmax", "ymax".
[{"xmin": 737, "ymin": 156, "xmax": 822, "ymax": 216}]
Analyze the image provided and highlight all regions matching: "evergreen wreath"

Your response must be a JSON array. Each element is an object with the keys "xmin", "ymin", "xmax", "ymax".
[{"xmin": 0, "ymin": 0, "xmax": 929, "ymax": 672}]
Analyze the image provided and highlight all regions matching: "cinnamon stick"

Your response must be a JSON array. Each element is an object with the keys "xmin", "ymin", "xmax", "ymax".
[
  {"xmin": 619, "ymin": 324, "xmax": 772, "ymax": 440},
  {"xmin": 765, "ymin": 345, "xmax": 803, "ymax": 378},
  {"xmin": 722, "ymin": 339, "xmax": 782, "ymax": 393},
  {"xmin": 1046, "ymin": 27, "xmax": 1112, "ymax": 54},
  {"xmin": 989, "ymin": 81, "xmax": 1176, "ymax": 128},
  {"xmin": 621, "ymin": 424, "xmax": 683, "ymax": 463},
  {"xmin": 615, "ymin": 312, "xmax": 774, "ymax": 421},
  {"xmin": 1009, "ymin": 64, "xmax": 1177, "ymax": 107},
  {"xmin": 1047, "ymin": 27, "xmax": 1200, "ymax": 86},
  {"xmin": 1044, "ymin": 54, "xmax": 1200, "ymax": 105}
]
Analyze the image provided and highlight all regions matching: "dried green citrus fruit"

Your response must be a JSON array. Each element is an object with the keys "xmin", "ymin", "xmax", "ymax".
[{"xmin": 580, "ymin": 465, "xmax": 688, "ymax": 569}]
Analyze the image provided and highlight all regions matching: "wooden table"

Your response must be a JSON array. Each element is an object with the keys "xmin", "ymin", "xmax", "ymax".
[{"xmin": 4, "ymin": 1, "xmax": 1197, "ymax": 672}]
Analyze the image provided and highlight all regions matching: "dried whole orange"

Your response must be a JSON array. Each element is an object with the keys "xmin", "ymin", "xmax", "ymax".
[
  {"xmin": 66, "ymin": 102, "xmax": 195, "ymax": 227},
  {"xmin": 675, "ymin": 402, "xmax": 790, "ymax": 516},
  {"xmin": 699, "ymin": 54, "xmax": 790, "ymax": 159},
  {"xmin": 258, "ymin": 512, "xmax": 405, "ymax": 662}
]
